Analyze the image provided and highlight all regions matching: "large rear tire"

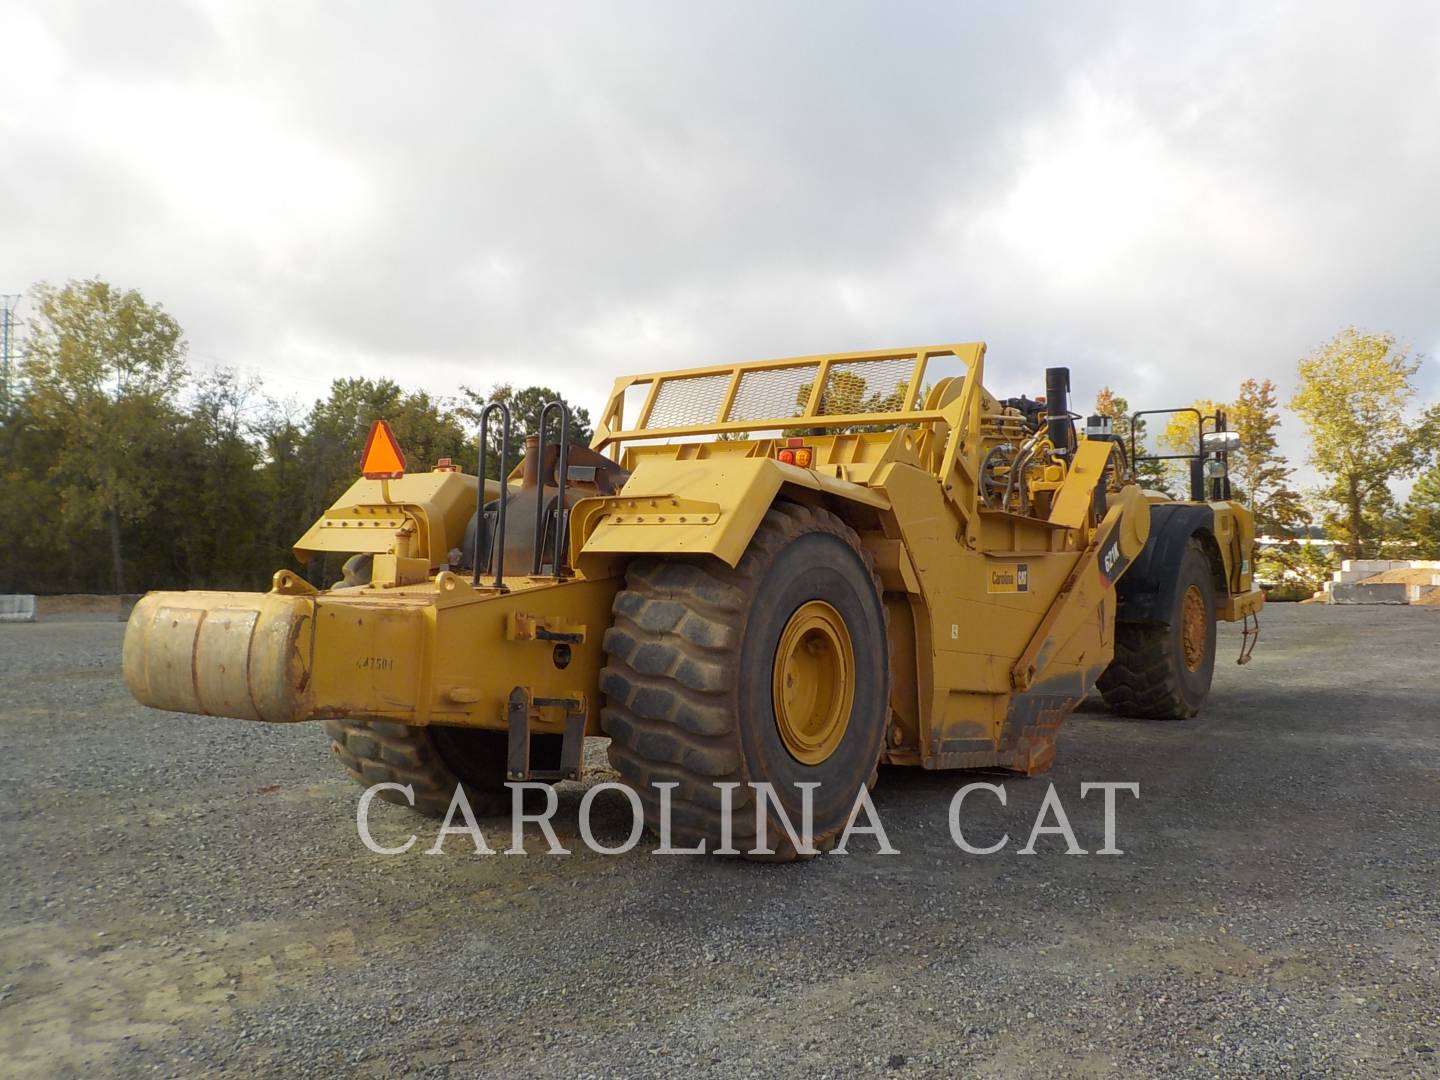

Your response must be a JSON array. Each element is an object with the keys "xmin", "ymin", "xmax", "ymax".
[
  {"xmin": 599, "ymin": 502, "xmax": 889, "ymax": 861},
  {"xmin": 322, "ymin": 718, "xmax": 515, "ymax": 816},
  {"xmin": 1097, "ymin": 538, "xmax": 1217, "ymax": 719}
]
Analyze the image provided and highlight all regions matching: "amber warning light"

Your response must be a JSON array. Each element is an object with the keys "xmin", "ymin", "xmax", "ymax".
[
  {"xmin": 777, "ymin": 436, "xmax": 813, "ymax": 468},
  {"xmin": 360, "ymin": 419, "xmax": 407, "ymax": 479}
]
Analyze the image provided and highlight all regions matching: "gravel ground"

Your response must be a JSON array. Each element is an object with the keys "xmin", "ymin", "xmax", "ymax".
[{"xmin": 1, "ymin": 604, "xmax": 1437, "ymax": 1078}]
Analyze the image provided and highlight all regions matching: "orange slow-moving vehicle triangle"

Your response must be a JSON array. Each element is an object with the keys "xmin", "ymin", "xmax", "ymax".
[{"xmin": 360, "ymin": 419, "xmax": 407, "ymax": 478}]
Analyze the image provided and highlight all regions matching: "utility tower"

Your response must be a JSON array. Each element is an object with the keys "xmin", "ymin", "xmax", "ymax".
[{"xmin": 0, "ymin": 294, "xmax": 19, "ymax": 417}]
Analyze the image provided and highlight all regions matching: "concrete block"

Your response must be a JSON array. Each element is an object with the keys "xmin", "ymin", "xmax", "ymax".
[
  {"xmin": 1333, "ymin": 570, "xmax": 1375, "ymax": 583},
  {"xmin": 0, "ymin": 594, "xmax": 38, "ymax": 622},
  {"xmin": 1410, "ymin": 584, "xmax": 1438, "ymax": 602},
  {"xmin": 1335, "ymin": 562, "xmax": 1440, "ymax": 584},
  {"xmin": 1341, "ymin": 559, "xmax": 1407, "ymax": 574},
  {"xmin": 1328, "ymin": 582, "xmax": 1410, "ymax": 605}
]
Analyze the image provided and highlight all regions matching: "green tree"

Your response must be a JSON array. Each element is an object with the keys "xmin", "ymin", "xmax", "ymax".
[
  {"xmin": 1228, "ymin": 380, "xmax": 1305, "ymax": 528},
  {"xmin": 1401, "ymin": 461, "xmax": 1440, "ymax": 558},
  {"xmin": 1290, "ymin": 327, "xmax": 1427, "ymax": 559},
  {"xmin": 21, "ymin": 279, "xmax": 187, "ymax": 592},
  {"xmin": 1291, "ymin": 538, "xmax": 1338, "ymax": 595},
  {"xmin": 0, "ymin": 396, "xmax": 67, "ymax": 592},
  {"xmin": 1227, "ymin": 378, "xmax": 1310, "ymax": 580},
  {"xmin": 253, "ymin": 402, "xmax": 310, "ymax": 574},
  {"xmin": 165, "ymin": 369, "xmax": 271, "ymax": 588}
]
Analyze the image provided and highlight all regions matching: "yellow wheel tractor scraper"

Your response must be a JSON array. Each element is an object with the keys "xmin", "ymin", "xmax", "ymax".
[{"xmin": 123, "ymin": 343, "xmax": 1264, "ymax": 859}]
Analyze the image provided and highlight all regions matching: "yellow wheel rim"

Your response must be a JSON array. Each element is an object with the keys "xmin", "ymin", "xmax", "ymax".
[
  {"xmin": 1181, "ymin": 584, "xmax": 1207, "ymax": 671},
  {"xmin": 772, "ymin": 600, "xmax": 855, "ymax": 765}
]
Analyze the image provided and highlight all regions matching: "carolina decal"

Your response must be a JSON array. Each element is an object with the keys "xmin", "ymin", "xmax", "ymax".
[{"xmin": 988, "ymin": 563, "xmax": 1029, "ymax": 594}]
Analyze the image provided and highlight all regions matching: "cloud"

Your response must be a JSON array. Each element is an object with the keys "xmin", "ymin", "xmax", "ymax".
[{"xmin": 2, "ymin": 1, "xmax": 1438, "ymax": 479}]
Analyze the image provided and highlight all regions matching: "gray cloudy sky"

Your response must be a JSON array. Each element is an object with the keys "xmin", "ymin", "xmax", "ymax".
[{"xmin": 3, "ymin": 1, "xmax": 1439, "ymax": 472}]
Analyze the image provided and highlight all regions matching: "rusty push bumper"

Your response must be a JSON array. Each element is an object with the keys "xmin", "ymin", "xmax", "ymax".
[{"xmin": 123, "ymin": 591, "xmax": 316, "ymax": 723}]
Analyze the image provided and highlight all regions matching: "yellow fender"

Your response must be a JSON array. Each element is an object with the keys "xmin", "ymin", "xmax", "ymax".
[
  {"xmin": 571, "ymin": 455, "xmax": 888, "ymax": 575},
  {"xmin": 292, "ymin": 469, "xmax": 497, "ymax": 569}
]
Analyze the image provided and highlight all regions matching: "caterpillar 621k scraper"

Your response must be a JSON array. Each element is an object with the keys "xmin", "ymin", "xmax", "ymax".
[{"xmin": 124, "ymin": 343, "xmax": 1263, "ymax": 859}]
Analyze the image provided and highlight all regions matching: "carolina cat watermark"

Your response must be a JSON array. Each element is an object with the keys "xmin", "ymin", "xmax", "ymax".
[{"xmin": 356, "ymin": 780, "xmax": 1139, "ymax": 857}]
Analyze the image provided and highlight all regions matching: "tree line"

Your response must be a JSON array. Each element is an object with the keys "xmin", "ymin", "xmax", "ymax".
[
  {"xmin": 1, "ymin": 280, "xmax": 1436, "ymax": 597},
  {"xmin": 0, "ymin": 279, "xmax": 591, "ymax": 595},
  {"xmin": 1095, "ymin": 326, "xmax": 1440, "ymax": 590}
]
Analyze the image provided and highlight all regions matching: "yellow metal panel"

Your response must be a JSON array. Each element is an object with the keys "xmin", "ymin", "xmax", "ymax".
[
  {"xmin": 1219, "ymin": 586, "xmax": 1265, "ymax": 621},
  {"xmin": 929, "ymin": 560, "xmax": 1082, "ymax": 691},
  {"xmin": 1011, "ymin": 485, "xmax": 1150, "ymax": 690},
  {"xmin": 939, "ymin": 691, "xmax": 1004, "ymax": 741},
  {"xmin": 577, "ymin": 455, "xmax": 894, "ymax": 574},
  {"xmin": 307, "ymin": 576, "xmax": 619, "ymax": 732},
  {"xmin": 577, "ymin": 456, "xmax": 783, "ymax": 569},
  {"xmin": 309, "ymin": 598, "xmax": 431, "ymax": 718},
  {"xmin": 1047, "ymin": 438, "xmax": 1116, "ymax": 531},
  {"xmin": 1208, "ymin": 500, "xmax": 1258, "ymax": 596},
  {"xmin": 293, "ymin": 470, "xmax": 496, "ymax": 568},
  {"xmin": 806, "ymin": 469, "xmax": 891, "ymax": 510},
  {"xmin": 372, "ymin": 553, "xmax": 431, "ymax": 587}
]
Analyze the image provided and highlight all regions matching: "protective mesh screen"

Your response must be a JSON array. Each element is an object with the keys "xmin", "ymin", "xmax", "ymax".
[
  {"xmin": 817, "ymin": 357, "xmax": 917, "ymax": 416},
  {"xmin": 725, "ymin": 364, "xmax": 822, "ymax": 422},
  {"xmin": 644, "ymin": 372, "xmax": 733, "ymax": 428},
  {"xmin": 637, "ymin": 354, "xmax": 927, "ymax": 430}
]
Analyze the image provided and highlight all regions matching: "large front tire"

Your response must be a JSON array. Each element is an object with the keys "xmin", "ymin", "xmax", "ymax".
[
  {"xmin": 1097, "ymin": 538, "xmax": 1218, "ymax": 719},
  {"xmin": 599, "ymin": 502, "xmax": 889, "ymax": 861}
]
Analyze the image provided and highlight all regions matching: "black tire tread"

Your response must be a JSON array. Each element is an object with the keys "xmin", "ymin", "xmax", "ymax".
[
  {"xmin": 321, "ymin": 717, "xmax": 510, "ymax": 816},
  {"xmin": 1096, "ymin": 623, "xmax": 1193, "ymax": 720},
  {"xmin": 1097, "ymin": 538, "xmax": 1214, "ymax": 720},
  {"xmin": 599, "ymin": 501, "xmax": 884, "ymax": 860}
]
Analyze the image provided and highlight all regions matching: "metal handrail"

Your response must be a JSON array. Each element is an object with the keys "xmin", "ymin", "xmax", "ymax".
[
  {"xmin": 1127, "ymin": 406, "xmax": 1235, "ymax": 502},
  {"xmin": 473, "ymin": 401, "xmax": 512, "ymax": 590},
  {"xmin": 533, "ymin": 400, "xmax": 570, "ymax": 578},
  {"xmin": 589, "ymin": 342, "xmax": 987, "ymax": 453}
]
